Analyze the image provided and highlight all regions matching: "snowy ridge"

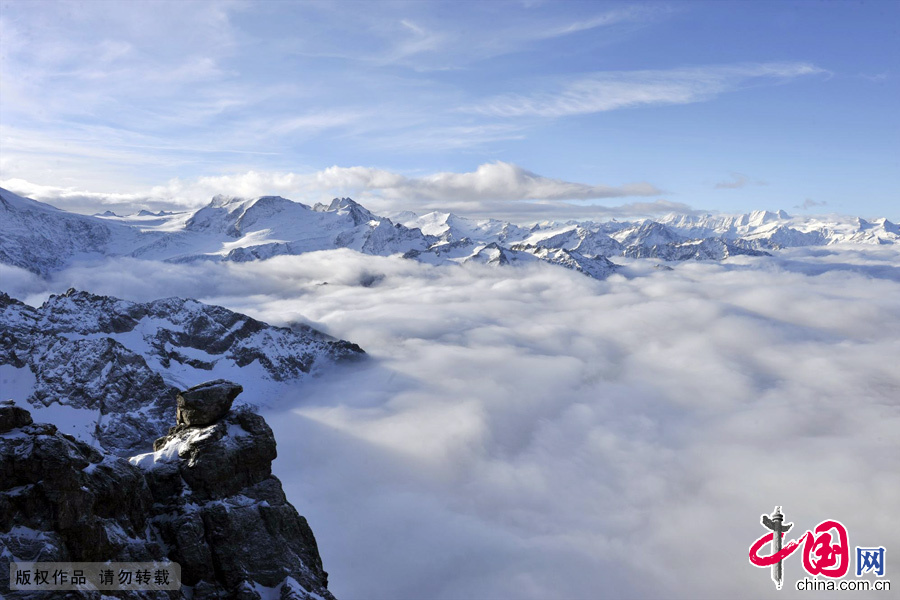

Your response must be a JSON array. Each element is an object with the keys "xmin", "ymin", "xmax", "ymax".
[
  {"xmin": 0, "ymin": 289, "xmax": 364, "ymax": 455},
  {"xmin": 656, "ymin": 210, "xmax": 899, "ymax": 246},
  {"xmin": 399, "ymin": 207, "xmax": 898, "ymax": 265}
]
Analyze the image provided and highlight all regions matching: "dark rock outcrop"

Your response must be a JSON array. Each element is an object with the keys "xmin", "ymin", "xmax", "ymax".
[
  {"xmin": 1, "ymin": 383, "xmax": 336, "ymax": 600},
  {"xmin": 0, "ymin": 398, "xmax": 32, "ymax": 432},
  {"xmin": 0, "ymin": 401, "xmax": 172, "ymax": 599},
  {"xmin": 176, "ymin": 380, "xmax": 243, "ymax": 427}
]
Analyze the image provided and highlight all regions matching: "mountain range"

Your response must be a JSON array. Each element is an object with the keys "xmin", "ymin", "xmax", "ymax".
[{"xmin": 2, "ymin": 187, "xmax": 898, "ymax": 282}]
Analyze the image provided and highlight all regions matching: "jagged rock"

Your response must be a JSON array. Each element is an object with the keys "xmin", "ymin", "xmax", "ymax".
[
  {"xmin": 149, "ymin": 408, "xmax": 275, "ymax": 500},
  {"xmin": 176, "ymin": 380, "xmax": 243, "ymax": 427},
  {"xmin": 511, "ymin": 244, "xmax": 620, "ymax": 279},
  {"xmin": 133, "ymin": 382, "xmax": 334, "ymax": 599},
  {"xmin": 1, "ymin": 384, "xmax": 336, "ymax": 600},
  {"xmin": 0, "ymin": 407, "xmax": 173, "ymax": 599}
]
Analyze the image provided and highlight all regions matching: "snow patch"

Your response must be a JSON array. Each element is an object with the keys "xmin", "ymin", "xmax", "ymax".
[{"xmin": 0, "ymin": 364, "xmax": 36, "ymax": 403}]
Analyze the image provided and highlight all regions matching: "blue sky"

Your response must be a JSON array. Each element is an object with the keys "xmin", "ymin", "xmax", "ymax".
[{"xmin": 0, "ymin": 0, "xmax": 897, "ymax": 220}]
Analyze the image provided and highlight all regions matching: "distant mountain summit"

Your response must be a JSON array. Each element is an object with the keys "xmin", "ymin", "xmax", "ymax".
[{"xmin": 2, "ymin": 187, "xmax": 897, "ymax": 282}]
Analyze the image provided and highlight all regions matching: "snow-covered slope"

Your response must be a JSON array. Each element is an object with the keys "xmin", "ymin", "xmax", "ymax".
[
  {"xmin": 133, "ymin": 195, "xmax": 433, "ymax": 263},
  {"xmin": 396, "ymin": 211, "xmax": 530, "ymax": 244},
  {"xmin": 0, "ymin": 289, "xmax": 364, "ymax": 455},
  {"xmin": 1, "ymin": 188, "xmax": 433, "ymax": 271},
  {"xmin": 0, "ymin": 188, "xmax": 156, "ymax": 276}
]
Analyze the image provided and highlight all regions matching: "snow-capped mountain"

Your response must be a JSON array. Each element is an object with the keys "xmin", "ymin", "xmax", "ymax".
[
  {"xmin": 657, "ymin": 210, "xmax": 899, "ymax": 246},
  {"xmin": 408, "ymin": 207, "xmax": 898, "ymax": 258},
  {"xmin": 611, "ymin": 220, "xmax": 685, "ymax": 247},
  {"xmin": 0, "ymin": 188, "xmax": 149, "ymax": 276},
  {"xmin": 0, "ymin": 289, "xmax": 363, "ymax": 455},
  {"xmin": 2, "ymin": 187, "xmax": 897, "ymax": 284},
  {"xmin": 0, "ymin": 188, "xmax": 432, "ymax": 275},
  {"xmin": 396, "ymin": 210, "xmax": 530, "ymax": 244},
  {"xmin": 130, "ymin": 194, "xmax": 432, "ymax": 263},
  {"xmin": 622, "ymin": 237, "xmax": 769, "ymax": 260}
]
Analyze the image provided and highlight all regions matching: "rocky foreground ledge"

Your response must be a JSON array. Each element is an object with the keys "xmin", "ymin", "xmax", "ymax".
[{"xmin": 0, "ymin": 381, "xmax": 335, "ymax": 600}]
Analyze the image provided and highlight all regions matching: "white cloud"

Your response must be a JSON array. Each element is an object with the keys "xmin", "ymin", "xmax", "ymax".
[
  {"xmin": 1, "ymin": 162, "xmax": 668, "ymax": 220},
  {"xmin": 0, "ymin": 178, "xmax": 160, "ymax": 209},
  {"xmin": 408, "ymin": 161, "xmax": 660, "ymax": 200},
  {"xmin": 795, "ymin": 198, "xmax": 828, "ymax": 210},
  {"xmin": 469, "ymin": 62, "xmax": 828, "ymax": 118},
  {"xmin": 5, "ymin": 245, "xmax": 899, "ymax": 599}
]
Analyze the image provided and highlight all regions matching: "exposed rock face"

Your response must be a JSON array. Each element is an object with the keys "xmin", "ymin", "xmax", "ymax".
[
  {"xmin": 0, "ymin": 398, "xmax": 32, "ymax": 432},
  {"xmin": 0, "ymin": 289, "xmax": 364, "ymax": 456},
  {"xmin": 0, "ymin": 402, "xmax": 173, "ymax": 599},
  {"xmin": 176, "ymin": 380, "xmax": 243, "ymax": 427},
  {"xmin": 137, "ymin": 406, "xmax": 332, "ymax": 599},
  {"xmin": 510, "ymin": 244, "xmax": 621, "ymax": 279},
  {"xmin": 1, "ymin": 384, "xmax": 336, "ymax": 600},
  {"xmin": 622, "ymin": 238, "xmax": 770, "ymax": 260}
]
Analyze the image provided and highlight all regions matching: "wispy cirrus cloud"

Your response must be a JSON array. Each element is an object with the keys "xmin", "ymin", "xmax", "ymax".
[
  {"xmin": 276, "ymin": 3, "xmax": 665, "ymax": 71},
  {"xmin": 714, "ymin": 172, "xmax": 768, "ymax": 190},
  {"xmin": 538, "ymin": 5, "xmax": 671, "ymax": 39},
  {"xmin": 859, "ymin": 71, "xmax": 889, "ymax": 82},
  {"xmin": 468, "ymin": 62, "xmax": 828, "ymax": 118}
]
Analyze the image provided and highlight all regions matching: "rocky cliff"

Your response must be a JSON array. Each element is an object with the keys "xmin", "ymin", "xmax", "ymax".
[{"xmin": 0, "ymin": 382, "xmax": 336, "ymax": 599}]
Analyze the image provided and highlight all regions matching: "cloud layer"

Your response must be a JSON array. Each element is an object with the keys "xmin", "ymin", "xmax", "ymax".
[
  {"xmin": 1, "ymin": 162, "xmax": 675, "ymax": 221},
  {"xmin": 4, "ymin": 245, "xmax": 899, "ymax": 599}
]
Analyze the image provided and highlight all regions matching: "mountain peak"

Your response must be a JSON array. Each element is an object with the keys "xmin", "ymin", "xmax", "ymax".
[
  {"xmin": 315, "ymin": 196, "xmax": 377, "ymax": 225},
  {"xmin": 328, "ymin": 196, "xmax": 361, "ymax": 210},
  {"xmin": 209, "ymin": 194, "xmax": 243, "ymax": 208}
]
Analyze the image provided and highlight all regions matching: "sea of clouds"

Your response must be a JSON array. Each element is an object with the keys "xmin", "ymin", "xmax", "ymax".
[{"xmin": 3, "ymin": 246, "xmax": 899, "ymax": 599}]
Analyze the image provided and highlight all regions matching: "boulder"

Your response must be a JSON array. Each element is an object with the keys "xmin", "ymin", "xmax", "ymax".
[
  {"xmin": 0, "ymin": 399, "xmax": 32, "ymax": 433},
  {"xmin": 176, "ymin": 379, "xmax": 243, "ymax": 426}
]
